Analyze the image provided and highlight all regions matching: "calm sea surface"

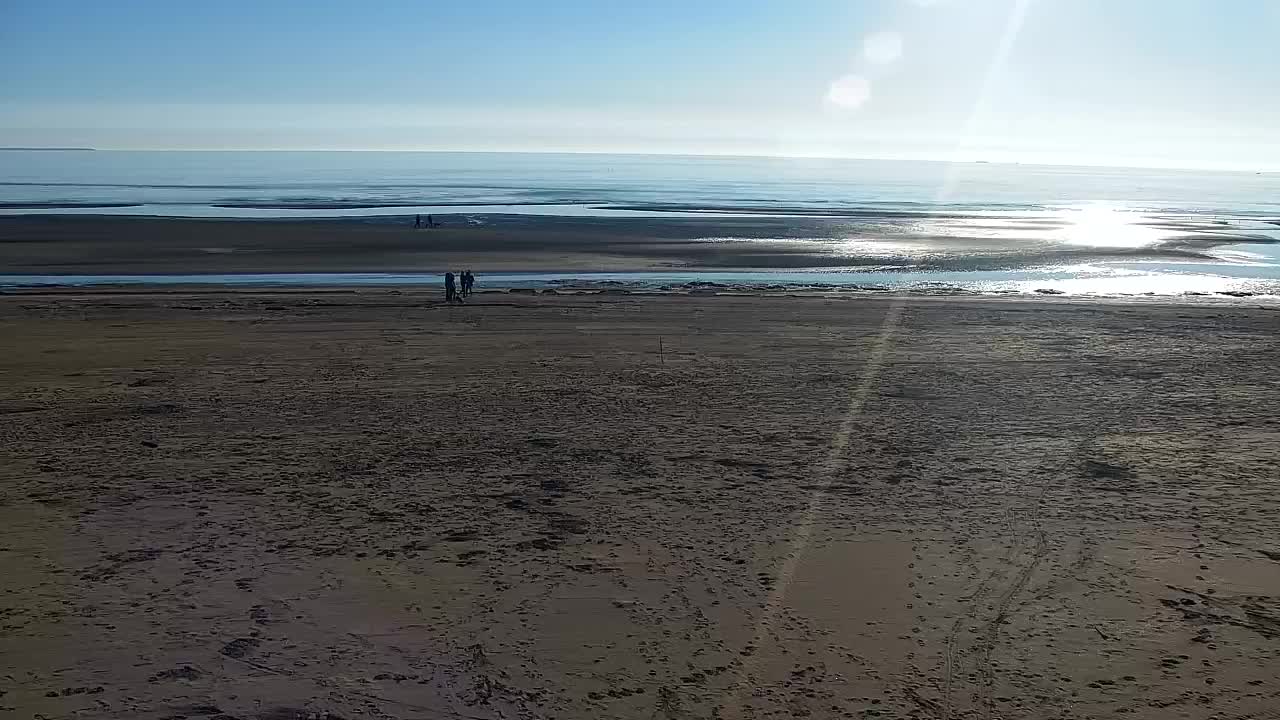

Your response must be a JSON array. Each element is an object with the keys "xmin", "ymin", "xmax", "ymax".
[{"xmin": 3, "ymin": 150, "xmax": 1278, "ymax": 214}]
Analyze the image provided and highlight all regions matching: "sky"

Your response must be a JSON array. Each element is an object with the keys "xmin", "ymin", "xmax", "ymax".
[{"xmin": 1, "ymin": 0, "xmax": 1277, "ymax": 169}]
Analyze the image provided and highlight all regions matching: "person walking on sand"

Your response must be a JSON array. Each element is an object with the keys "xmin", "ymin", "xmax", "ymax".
[
  {"xmin": 414, "ymin": 214, "xmax": 422, "ymax": 229},
  {"xmin": 462, "ymin": 270, "xmax": 473, "ymax": 297},
  {"xmin": 445, "ymin": 271, "xmax": 456, "ymax": 303},
  {"xmin": 466, "ymin": 270, "xmax": 476, "ymax": 296}
]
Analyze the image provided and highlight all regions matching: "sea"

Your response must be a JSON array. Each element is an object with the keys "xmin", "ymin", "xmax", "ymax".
[{"xmin": 3, "ymin": 150, "xmax": 1279, "ymax": 297}]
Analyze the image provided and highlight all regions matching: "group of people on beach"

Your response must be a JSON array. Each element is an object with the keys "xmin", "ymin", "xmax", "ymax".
[
  {"xmin": 414, "ymin": 214, "xmax": 437, "ymax": 229},
  {"xmin": 445, "ymin": 270, "xmax": 474, "ymax": 302}
]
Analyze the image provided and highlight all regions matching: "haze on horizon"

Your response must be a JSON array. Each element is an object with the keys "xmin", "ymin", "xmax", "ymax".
[{"xmin": 1, "ymin": 0, "xmax": 1277, "ymax": 171}]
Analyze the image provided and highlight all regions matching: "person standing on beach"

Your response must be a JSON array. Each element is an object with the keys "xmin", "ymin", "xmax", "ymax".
[
  {"xmin": 445, "ymin": 271, "xmax": 456, "ymax": 302},
  {"xmin": 464, "ymin": 270, "xmax": 474, "ymax": 296},
  {"xmin": 414, "ymin": 214, "xmax": 422, "ymax": 229}
]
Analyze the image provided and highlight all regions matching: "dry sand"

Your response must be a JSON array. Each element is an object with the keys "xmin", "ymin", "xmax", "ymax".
[{"xmin": 1, "ymin": 291, "xmax": 1278, "ymax": 719}]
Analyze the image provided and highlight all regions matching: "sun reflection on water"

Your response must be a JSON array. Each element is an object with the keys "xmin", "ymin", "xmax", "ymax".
[{"xmin": 1058, "ymin": 205, "xmax": 1174, "ymax": 248}]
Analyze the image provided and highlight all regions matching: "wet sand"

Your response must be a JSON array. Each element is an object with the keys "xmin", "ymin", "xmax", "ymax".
[
  {"xmin": 1, "ymin": 214, "xmax": 1266, "ymax": 275},
  {"xmin": 1, "ymin": 291, "xmax": 1279, "ymax": 719}
]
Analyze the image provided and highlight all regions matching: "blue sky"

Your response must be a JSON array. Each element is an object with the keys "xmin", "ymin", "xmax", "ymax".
[{"xmin": 1, "ymin": 0, "xmax": 1276, "ymax": 169}]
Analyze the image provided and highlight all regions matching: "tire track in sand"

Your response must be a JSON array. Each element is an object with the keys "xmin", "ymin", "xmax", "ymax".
[
  {"xmin": 942, "ymin": 393, "xmax": 1137, "ymax": 720},
  {"xmin": 941, "ymin": 542, "xmax": 1014, "ymax": 720},
  {"xmin": 716, "ymin": 300, "xmax": 905, "ymax": 720},
  {"xmin": 939, "ymin": 485, "xmax": 1025, "ymax": 719},
  {"xmin": 942, "ymin": 446, "xmax": 1066, "ymax": 720}
]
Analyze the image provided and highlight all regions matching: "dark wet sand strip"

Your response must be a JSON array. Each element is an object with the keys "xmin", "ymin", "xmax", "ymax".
[{"xmin": 2, "ymin": 214, "xmax": 1271, "ymax": 275}]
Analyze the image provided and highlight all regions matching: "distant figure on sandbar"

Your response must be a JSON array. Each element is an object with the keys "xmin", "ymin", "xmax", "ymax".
[
  {"xmin": 414, "ymin": 214, "xmax": 422, "ymax": 229},
  {"xmin": 445, "ymin": 271, "xmax": 457, "ymax": 302},
  {"xmin": 427, "ymin": 214, "xmax": 436, "ymax": 228}
]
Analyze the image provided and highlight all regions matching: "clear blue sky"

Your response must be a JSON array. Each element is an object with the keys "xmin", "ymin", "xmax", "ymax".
[{"xmin": 2, "ymin": 0, "xmax": 1276, "ymax": 169}]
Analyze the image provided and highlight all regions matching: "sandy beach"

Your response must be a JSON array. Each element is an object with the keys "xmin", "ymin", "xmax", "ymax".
[{"xmin": 2, "ymin": 290, "xmax": 1279, "ymax": 719}]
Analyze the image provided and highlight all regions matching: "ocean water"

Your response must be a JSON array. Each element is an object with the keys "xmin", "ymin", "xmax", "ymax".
[
  {"xmin": 2, "ymin": 150, "xmax": 1279, "ymax": 296},
  {"xmin": 3, "ymin": 150, "xmax": 1279, "ymax": 214}
]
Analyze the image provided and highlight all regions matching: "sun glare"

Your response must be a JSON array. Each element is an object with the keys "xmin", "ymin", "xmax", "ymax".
[{"xmin": 1060, "ymin": 206, "xmax": 1172, "ymax": 248}]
